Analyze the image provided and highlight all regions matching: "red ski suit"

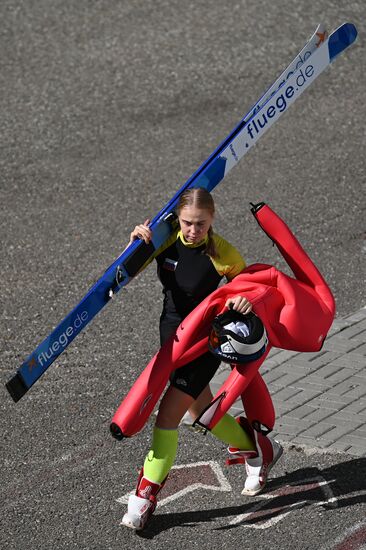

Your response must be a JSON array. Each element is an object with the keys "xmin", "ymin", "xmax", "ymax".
[{"xmin": 111, "ymin": 203, "xmax": 335, "ymax": 438}]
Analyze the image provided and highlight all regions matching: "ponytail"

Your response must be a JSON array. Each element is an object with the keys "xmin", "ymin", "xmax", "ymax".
[{"xmin": 205, "ymin": 226, "xmax": 217, "ymax": 258}]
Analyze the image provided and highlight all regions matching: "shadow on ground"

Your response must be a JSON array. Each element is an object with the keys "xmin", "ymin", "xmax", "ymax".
[{"xmin": 134, "ymin": 457, "xmax": 366, "ymax": 539}]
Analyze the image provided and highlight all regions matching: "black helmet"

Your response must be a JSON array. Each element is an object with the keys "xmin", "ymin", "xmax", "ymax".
[{"xmin": 208, "ymin": 309, "xmax": 268, "ymax": 363}]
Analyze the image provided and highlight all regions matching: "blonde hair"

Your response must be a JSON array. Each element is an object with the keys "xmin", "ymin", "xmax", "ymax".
[{"xmin": 176, "ymin": 187, "xmax": 217, "ymax": 258}]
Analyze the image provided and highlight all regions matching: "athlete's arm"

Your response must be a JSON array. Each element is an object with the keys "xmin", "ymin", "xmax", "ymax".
[
  {"xmin": 128, "ymin": 219, "xmax": 152, "ymax": 245},
  {"xmin": 211, "ymin": 234, "xmax": 252, "ymax": 313},
  {"xmin": 122, "ymin": 219, "xmax": 152, "ymax": 253}
]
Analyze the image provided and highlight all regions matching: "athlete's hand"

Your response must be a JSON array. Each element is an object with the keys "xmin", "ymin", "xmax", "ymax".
[
  {"xmin": 129, "ymin": 219, "xmax": 152, "ymax": 245},
  {"xmin": 225, "ymin": 295, "xmax": 253, "ymax": 314}
]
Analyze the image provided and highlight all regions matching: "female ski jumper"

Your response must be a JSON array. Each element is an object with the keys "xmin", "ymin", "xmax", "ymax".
[
  {"xmin": 111, "ymin": 202, "xmax": 335, "ymax": 438},
  {"xmin": 157, "ymin": 227, "xmax": 245, "ymax": 399}
]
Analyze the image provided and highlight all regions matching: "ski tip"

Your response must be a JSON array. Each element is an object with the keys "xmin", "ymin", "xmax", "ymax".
[
  {"xmin": 315, "ymin": 22, "xmax": 327, "ymax": 37},
  {"xmin": 5, "ymin": 373, "xmax": 29, "ymax": 403},
  {"xmin": 329, "ymin": 23, "xmax": 358, "ymax": 61},
  {"xmin": 341, "ymin": 22, "xmax": 358, "ymax": 44}
]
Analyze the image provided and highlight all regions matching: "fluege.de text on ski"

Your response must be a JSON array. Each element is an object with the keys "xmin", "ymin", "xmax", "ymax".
[
  {"xmin": 36, "ymin": 311, "xmax": 89, "ymax": 368},
  {"xmin": 245, "ymin": 63, "xmax": 315, "ymax": 150}
]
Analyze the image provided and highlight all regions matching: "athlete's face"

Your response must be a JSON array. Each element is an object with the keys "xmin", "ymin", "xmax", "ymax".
[{"xmin": 178, "ymin": 205, "xmax": 214, "ymax": 243}]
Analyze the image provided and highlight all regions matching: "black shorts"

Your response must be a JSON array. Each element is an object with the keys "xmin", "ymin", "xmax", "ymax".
[{"xmin": 159, "ymin": 312, "xmax": 221, "ymax": 400}]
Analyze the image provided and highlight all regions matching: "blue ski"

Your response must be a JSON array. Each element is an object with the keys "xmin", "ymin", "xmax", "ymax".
[{"xmin": 6, "ymin": 22, "xmax": 357, "ymax": 402}]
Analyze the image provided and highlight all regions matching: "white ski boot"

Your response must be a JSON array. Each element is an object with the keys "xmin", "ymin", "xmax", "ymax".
[
  {"xmin": 121, "ymin": 469, "xmax": 166, "ymax": 530},
  {"xmin": 227, "ymin": 416, "xmax": 283, "ymax": 496}
]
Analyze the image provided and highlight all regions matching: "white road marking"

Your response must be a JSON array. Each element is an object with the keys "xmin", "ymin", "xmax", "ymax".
[
  {"xmin": 116, "ymin": 460, "xmax": 231, "ymax": 507},
  {"xmin": 229, "ymin": 475, "xmax": 338, "ymax": 529}
]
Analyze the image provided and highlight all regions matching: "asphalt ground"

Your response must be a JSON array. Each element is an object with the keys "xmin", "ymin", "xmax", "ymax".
[{"xmin": 0, "ymin": 1, "xmax": 365, "ymax": 549}]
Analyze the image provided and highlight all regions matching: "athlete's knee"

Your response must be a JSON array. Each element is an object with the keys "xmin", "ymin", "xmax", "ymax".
[
  {"xmin": 188, "ymin": 386, "xmax": 214, "ymax": 420},
  {"xmin": 156, "ymin": 387, "xmax": 194, "ymax": 429},
  {"xmin": 188, "ymin": 403, "xmax": 203, "ymax": 421},
  {"xmin": 155, "ymin": 411, "xmax": 181, "ymax": 430}
]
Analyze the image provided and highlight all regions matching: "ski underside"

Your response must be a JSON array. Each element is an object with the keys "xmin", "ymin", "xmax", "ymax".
[{"xmin": 6, "ymin": 22, "xmax": 357, "ymax": 401}]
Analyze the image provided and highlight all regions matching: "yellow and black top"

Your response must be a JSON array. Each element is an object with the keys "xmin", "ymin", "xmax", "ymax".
[{"xmin": 156, "ymin": 229, "xmax": 245, "ymax": 318}]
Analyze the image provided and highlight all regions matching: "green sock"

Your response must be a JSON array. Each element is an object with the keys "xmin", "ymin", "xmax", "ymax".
[
  {"xmin": 211, "ymin": 414, "xmax": 255, "ymax": 450},
  {"xmin": 143, "ymin": 426, "xmax": 178, "ymax": 484}
]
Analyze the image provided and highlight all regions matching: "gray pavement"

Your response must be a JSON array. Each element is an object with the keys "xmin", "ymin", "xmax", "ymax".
[
  {"xmin": 0, "ymin": 1, "xmax": 365, "ymax": 548},
  {"xmin": 211, "ymin": 306, "xmax": 366, "ymax": 457}
]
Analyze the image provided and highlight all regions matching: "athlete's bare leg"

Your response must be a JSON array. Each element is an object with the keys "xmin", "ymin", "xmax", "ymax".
[{"xmin": 156, "ymin": 384, "xmax": 213, "ymax": 429}]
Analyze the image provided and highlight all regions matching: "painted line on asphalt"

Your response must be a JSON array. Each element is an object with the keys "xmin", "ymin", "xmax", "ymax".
[
  {"xmin": 117, "ymin": 460, "xmax": 231, "ymax": 507},
  {"xmin": 229, "ymin": 475, "xmax": 338, "ymax": 529}
]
